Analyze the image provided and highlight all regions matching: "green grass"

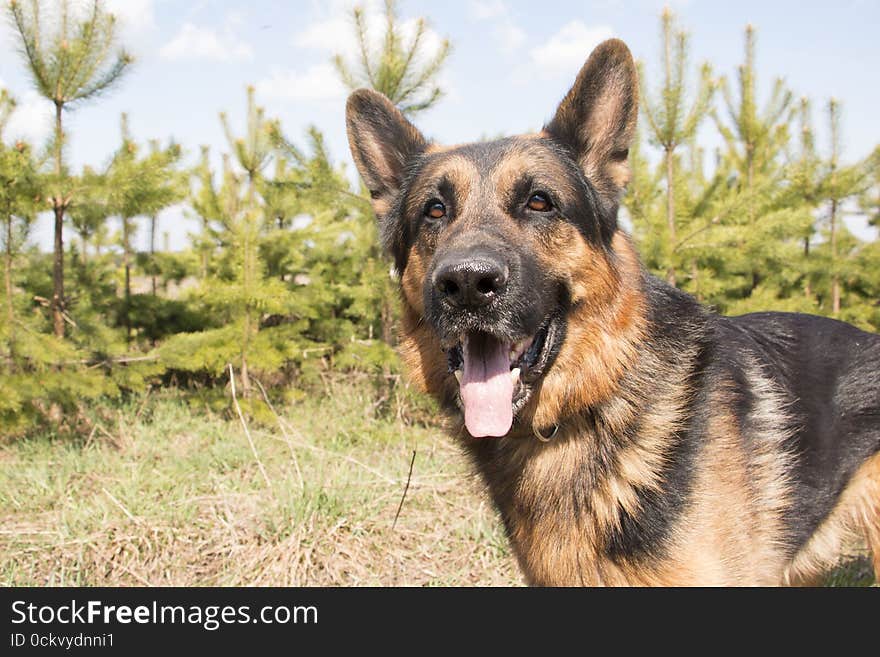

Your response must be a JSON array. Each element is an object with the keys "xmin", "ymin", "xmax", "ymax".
[{"xmin": 0, "ymin": 381, "xmax": 873, "ymax": 586}]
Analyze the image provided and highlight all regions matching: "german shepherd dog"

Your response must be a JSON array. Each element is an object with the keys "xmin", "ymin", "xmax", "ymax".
[{"xmin": 345, "ymin": 39, "xmax": 880, "ymax": 585}]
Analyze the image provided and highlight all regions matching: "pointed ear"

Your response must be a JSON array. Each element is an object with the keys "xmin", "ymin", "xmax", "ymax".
[
  {"xmin": 544, "ymin": 39, "xmax": 638, "ymax": 203},
  {"xmin": 346, "ymin": 89, "xmax": 427, "ymax": 217}
]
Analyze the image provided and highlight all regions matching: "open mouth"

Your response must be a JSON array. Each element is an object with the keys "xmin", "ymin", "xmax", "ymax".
[{"xmin": 445, "ymin": 316, "xmax": 562, "ymax": 438}]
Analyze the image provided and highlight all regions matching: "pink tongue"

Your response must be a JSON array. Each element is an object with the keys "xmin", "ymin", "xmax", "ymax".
[{"xmin": 460, "ymin": 334, "xmax": 513, "ymax": 438}]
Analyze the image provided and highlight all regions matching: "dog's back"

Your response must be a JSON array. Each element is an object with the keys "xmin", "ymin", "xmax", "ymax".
[{"xmin": 719, "ymin": 312, "xmax": 880, "ymax": 581}]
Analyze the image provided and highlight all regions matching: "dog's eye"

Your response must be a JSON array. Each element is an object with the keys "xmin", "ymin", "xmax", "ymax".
[
  {"xmin": 527, "ymin": 193, "xmax": 552, "ymax": 212},
  {"xmin": 424, "ymin": 200, "xmax": 446, "ymax": 220}
]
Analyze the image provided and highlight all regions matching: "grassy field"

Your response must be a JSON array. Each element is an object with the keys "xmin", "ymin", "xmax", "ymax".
[
  {"xmin": 0, "ymin": 381, "xmax": 873, "ymax": 587},
  {"xmin": 0, "ymin": 382, "xmax": 519, "ymax": 586}
]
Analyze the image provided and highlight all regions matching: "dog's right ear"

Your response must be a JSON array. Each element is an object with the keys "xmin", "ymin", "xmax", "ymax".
[{"xmin": 346, "ymin": 89, "xmax": 427, "ymax": 219}]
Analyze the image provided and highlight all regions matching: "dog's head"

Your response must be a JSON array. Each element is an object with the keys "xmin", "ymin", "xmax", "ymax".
[{"xmin": 346, "ymin": 39, "xmax": 641, "ymax": 438}]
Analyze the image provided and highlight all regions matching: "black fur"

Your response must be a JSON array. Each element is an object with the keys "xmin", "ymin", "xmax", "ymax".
[
  {"xmin": 720, "ymin": 312, "xmax": 880, "ymax": 550},
  {"xmin": 604, "ymin": 280, "xmax": 711, "ymax": 561}
]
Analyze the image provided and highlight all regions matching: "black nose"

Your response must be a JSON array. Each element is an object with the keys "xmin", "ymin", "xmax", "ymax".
[{"xmin": 433, "ymin": 255, "xmax": 508, "ymax": 309}]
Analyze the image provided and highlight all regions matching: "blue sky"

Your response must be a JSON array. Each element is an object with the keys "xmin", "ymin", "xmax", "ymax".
[{"xmin": 1, "ymin": 0, "xmax": 878, "ymax": 251}]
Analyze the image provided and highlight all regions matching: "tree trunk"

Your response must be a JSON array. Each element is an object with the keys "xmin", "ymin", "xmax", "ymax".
[
  {"xmin": 381, "ymin": 296, "xmax": 394, "ymax": 345},
  {"xmin": 690, "ymin": 260, "xmax": 700, "ymax": 302},
  {"xmin": 828, "ymin": 101, "xmax": 841, "ymax": 316},
  {"xmin": 240, "ymin": 219, "xmax": 253, "ymax": 399},
  {"xmin": 52, "ymin": 203, "xmax": 66, "ymax": 338},
  {"xmin": 241, "ymin": 309, "xmax": 252, "ymax": 399},
  {"xmin": 52, "ymin": 102, "xmax": 66, "ymax": 338},
  {"xmin": 746, "ymin": 144, "xmax": 754, "ymax": 190},
  {"xmin": 240, "ymin": 355, "xmax": 251, "ymax": 398},
  {"xmin": 150, "ymin": 215, "xmax": 158, "ymax": 296},
  {"xmin": 4, "ymin": 215, "xmax": 15, "ymax": 362},
  {"xmin": 803, "ymin": 237, "xmax": 811, "ymax": 299},
  {"xmin": 123, "ymin": 218, "xmax": 132, "ymax": 344},
  {"xmin": 665, "ymin": 147, "xmax": 677, "ymax": 286},
  {"xmin": 830, "ymin": 198, "xmax": 840, "ymax": 315}
]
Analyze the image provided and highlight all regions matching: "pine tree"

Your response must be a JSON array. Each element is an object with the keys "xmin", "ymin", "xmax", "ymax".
[
  {"xmin": 708, "ymin": 24, "xmax": 815, "ymax": 314},
  {"xmin": 0, "ymin": 92, "xmax": 120, "ymax": 438},
  {"xmin": 783, "ymin": 98, "xmax": 823, "ymax": 301},
  {"xmin": 332, "ymin": 1, "xmax": 451, "ymax": 345},
  {"xmin": 639, "ymin": 7, "xmax": 714, "ymax": 286},
  {"xmin": 190, "ymin": 146, "xmax": 220, "ymax": 281},
  {"xmin": 854, "ymin": 152, "xmax": 880, "ymax": 330},
  {"xmin": 714, "ymin": 26, "xmax": 793, "ymax": 196},
  {"xmin": 333, "ymin": 0, "xmax": 450, "ymax": 114},
  {"xmin": 7, "ymin": 0, "xmax": 133, "ymax": 337},
  {"xmin": 0, "ymin": 89, "xmax": 40, "ymax": 363},
  {"xmin": 218, "ymin": 87, "xmax": 278, "ymax": 395},
  {"xmin": 813, "ymin": 100, "xmax": 874, "ymax": 323},
  {"xmin": 104, "ymin": 113, "xmax": 183, "ymax": 342},
  {"xmin": 270, "ymin": 126, "xmax": 399, "ymax": 381},
  {"xmin": 164, "ymin": 89, "xmax": 309, "ymax": 401},
  {"xmin": 823, "ymin": 100, "xmax": 857, "ymax": 315},
  {"xmin": 860, "ymin": 147, "xmax": 880, "ymax": 229},
  {"xmin": 67, "ymin": 167, "xmax": 107, "ymax": 265}
]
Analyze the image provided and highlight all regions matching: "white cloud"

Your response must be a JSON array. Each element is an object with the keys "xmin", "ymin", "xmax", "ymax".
[
  {"xmin": 287, "ymin": 1, "xmax": 451, "ymax": 104},
  {"xmin": 468, "ymin": 0, "xmax": 525, "ymax": 53},
  {"xmin": 293, "ymin": 16, "xmax": 349, "ymax": 51},
  {"xmin": 469, "ymin": 0, "xmax": 508, "ymax": 20},
  {"xmin": 3, "ymin": 90, "xmax": 54, "ymax": 146},
  {"xmin": 104, "ymin": 0, "xmax": 156, "ymax": 56},
  {"xmin": 495, "ymin": 22, "xmax": 526, "ymax": 52},
  {"xmin": 0, "ymin": 1, "xmax": 155, "ymax": 60},
  {"xmin": 294, "ymin": 2, "xmax": 446, "ymax": 70},
  {"xmin": 159, "ymin": 21, "xmax": 253, "ymax": 62},
  {"xmin": 529, "ymin": 22, "xmax": 614, "ymax": 76},
  {"xmin": 106, "ymin": 0, "xmax": 155, "ymax": 33},
  {"xmin": 47, "ymin": 1, "xmax": 155, "ymax": 37},
  {"xmin": 255, "ymin": 63, "xmax": 347, "ymax": 102}
]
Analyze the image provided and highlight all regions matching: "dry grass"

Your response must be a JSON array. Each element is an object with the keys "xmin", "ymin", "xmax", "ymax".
[
  {"xmin": 0, "ymin": 383, "xmax": 520, "ymax": 586},
  {"xmin": 0, "ymin": 381, "xmax": 873, "ymax": 587}
]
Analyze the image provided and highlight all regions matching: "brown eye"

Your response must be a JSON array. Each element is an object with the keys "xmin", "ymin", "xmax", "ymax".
[
  {"xmin": 425, "ymin": 200, "xmax": 446, "ymax": 220},
  {"xmin": 527, "ymin": 193, "xmax": 552, "ymax": 212}
]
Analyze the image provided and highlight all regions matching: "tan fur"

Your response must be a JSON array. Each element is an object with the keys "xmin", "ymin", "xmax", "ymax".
[
  {"xmin": 469, "ymin": 237, "xmax": 690, "ymax": 585},
  {"xmin": 525, "ymin": 231, "xmax": 646, "ymax": 431},
  {"xmin": 506, "ymin": 353, "xmax": 803, "ymax": 586},
  {"xmin": 397, "ymin": 303, "xmax": 450, "ymax": 400},
  {"xmin": 400, "ymin": 246, "xmax": 429, "ymax": 316},
  {"xmin": 656, "ymin": 361, "xmax": 796, "ymax": 586},
  {"xmin": 581, "ymin": 71, "xmax": 637, "ymax": 190},
  {"xmin": 783, "ymin": 452, "xmax": 880, "ymax": 585},
  {"xmin": 403, "ymin": 155, "xmax": 478, "ymax": 219}
]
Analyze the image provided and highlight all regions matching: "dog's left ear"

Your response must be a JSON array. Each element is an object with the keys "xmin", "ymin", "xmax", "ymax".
[{"xmin": 544, "ymin": 38, "xmax": 638, "ymax": 202}]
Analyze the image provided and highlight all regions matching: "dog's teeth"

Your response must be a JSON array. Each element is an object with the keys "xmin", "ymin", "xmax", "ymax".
[
  {"xmin": 510, "ymin": 367, "xmax": 520, "ymax": 383},
  {"xmin": 454, "ymin": 370, "xmax": 462, "ymax": 384}
]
